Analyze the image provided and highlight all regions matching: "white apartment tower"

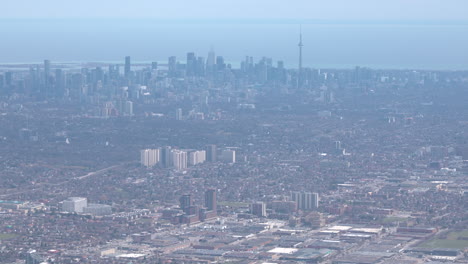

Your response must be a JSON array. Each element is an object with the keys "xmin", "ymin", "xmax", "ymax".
[
  {"xmin": 140, "ymin": 149, "xmax": 160, "ymax": 167},
  {"xmin": 291, "ymin": 192, "xmax": 319, "ymax": 210},
  {"xmin": 188, "ymin": 150, "xmax": 206, "ymax": 166},
  {"xmin": 172, "ymin": 150, "xmax": 188, "ymax": 171}
]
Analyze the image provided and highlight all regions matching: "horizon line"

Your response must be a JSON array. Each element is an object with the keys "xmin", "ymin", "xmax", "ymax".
[{"xmin": 1, "ymin": 18, "xmax": 468, "ymax": 26}]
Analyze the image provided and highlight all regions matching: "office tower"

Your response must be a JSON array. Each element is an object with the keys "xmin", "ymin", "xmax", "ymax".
[
  {"xmin": 168, "ymin": 56, "xmax": 177, "ymax": 77},
  {"xmin": 196, "ymin": 56, "xmax": 205, "ymax": 76},
  {"xmin": 108, "ymin": 65, "xmax": 116, "ymax": 79},
  {"xmin": 335, "ymin": 141, "xmax": 342, "ymax": 150},
  {"xmin": 298, "ymin": 26, "xmax": 304, "ymax": 89},
  {"xmin": 55, "ymin": 69, "xmax": 64, "ymax": 97},
  {"xmin": 188, "ymin": 150, "xmax": 206, "ymax": 166},
  {"xmin": 206, "ymin": 47, "xmax": 215, "ymax": 75},
  {"xmin": 179, "ymin": 194, "xmax": 193, "ymax": 214},
  {"xmin": 61, "ymin": 197, "xmax": 88, "ymax": 213},
  {"xmin": 94, "ymin": 67, "xmax": 104, "ymax": 82},
  {"xmin": 44, "ymin": 59, "xmax": 51, "ymax": 96},
  {"xmin": 216, "ymin": 56, "xmax": 225, "ymax": 71},
  {"xmin": 258, "ymin": 59, "xmax": 268, "ymax": 83},
  {"xmin": 44, "ymin": 59, "xmax": 50, "ymax": 85},
  {"xmin": 277, "ymin": 61, "xmax": 286, "ymax": 84},
  {"xmin": 291, "ymin": 192, "xmax": 319, "ymax": 211},
  {"xmin": 221, "ymin": 149, "xmax": 236, "ymax": 163},
  {"xmin": 125, "ymin": 101, "xmax": 134, "ymax": 116},
  {"xmin": 204, "ymin": 189, "xmax": 217, "ymax": 211},
  {"xmin": 205, "ymin": 144, "xmax": 217, "ymax": 162},
  {"xmin": 0, "ymin": 74, "xmax": 4, "ymax": 92},
  {"xmin": 251, "ymin": 202, "xmax": 267, "ymax": 217},
  {"xmin": 186, "ymin": 52, "xmax": 196, "ymax": 76},
  {"xmin": 140, "ymin": 149, "xmax": 160, "ymax": 167},
  {"xmin": 172, "ymin": 149, "xmax": 187, "ymax": 170},
  {"xmin": 5, "ymin": 72, "xmax": 12, "ymax": 87},
  {"xmin": 161, "ymin": 146, "xmax": 173, "ymax": 168},
  {"xmin": 176, "ymin": 108, "xmax": 183, "ymax": 120},
  {"xmin": 124, "ymin": 56, "xmax": 131, "ymax": 78},
  {"xmin": 277, "ymin": 61, "xmax": 284, "ymax": 69},
  {"xmin": 151, "ymin": 61, "xmax": 158, "ymax": 70}
]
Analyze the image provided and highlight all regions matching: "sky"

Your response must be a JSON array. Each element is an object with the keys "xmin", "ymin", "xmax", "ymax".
[
  {"xmin": 2, "ymin": 0, "xmax": 468, "ymax": 22},
  {"xmin": 1, "ymin": 0, "xmax": 468, "ymax": 69}
]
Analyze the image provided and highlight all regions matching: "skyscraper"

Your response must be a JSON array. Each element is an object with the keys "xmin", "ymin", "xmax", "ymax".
[
  {"xmin": 216, "ymin": 56, "xmax": 225, "ymax": 71},
  {"xmin": 298, "ymin": 26, "xmax": 304, "ymax": 89},
  {"xmin": 176, "ymin": 108, "xmax": 183, "ymax": 120},
  {"xmin": 161, "ymin": 146, "xmax": 173, "ymax": 168},
  {"xmin": 206, "ymin": 47, "xmax": 215, "ymax": 76},
  {"xmin": 55, "ymin": 69, "xmax": 64, "ymax": 97},
  {"xmin": 188, "ymin": 150, "xmax": 206, "ymax": 166},
  {"xmin": 0, "ymin": 74, "xmax": 4, "ymax": 93},
  {"xmin": 204, "ymin": 189, "xmax": 217, "ymax": 211},
  {"xmin": 251, "ymin": 202, "xmax": 267, "ymax": 217},
  {"xmin": 44, "ymin": 60, "xmax": 51, "ymax": 97},
  {"xmin": 179, "ymin": 194, "xmax": 193, "ymax": 214},
  {"xmin": 5, "ymin": 72, "xmax": 12, "ymax": 92},
  {"xmin": 168, "ymin": 56, "xmax": 177, "ymax": 77},
  {"xmin": 140, "ymin": 149, "xmax": 160, "ymax": 167},
  {"xmin": 205, "ymin": 144, "xmax": 217, "ymax": 162},
  {"xmin": 291, "ymin": 192, "xmax": 319, "ymax": 211},
  {"xmin": 221, "ymin": 149, "xmax": 236, "ymax": 163},
  {"xmin": 196, "ymin": 56, "xmax": 205, "ymax": 76},
  {"xmin": 186, "ymin": 52, "xmax": 196, "ymax": 76},
  {"xmin": 124, "ymin": 56, "xmax": 131, "ymax": 78},
  {"xmin": 44, "ymin": 60, "xmax": 50, "ymax": 78},
  {"xmin": 172, "ymin": 149, "xmax": 187, "ymax": 171}
]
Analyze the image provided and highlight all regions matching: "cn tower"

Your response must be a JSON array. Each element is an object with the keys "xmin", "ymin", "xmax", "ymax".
[{"xmin": 298, "ymin": 25, "xmax": 304, "ymax": 89}]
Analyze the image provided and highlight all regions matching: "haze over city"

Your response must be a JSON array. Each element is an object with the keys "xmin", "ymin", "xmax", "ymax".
[{"xmin": 2, "ymin": 0, "xmax": 468, "ymax": 69}]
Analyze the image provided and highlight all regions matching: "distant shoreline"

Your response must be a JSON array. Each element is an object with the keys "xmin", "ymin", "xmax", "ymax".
[{"xmin": 0, "ymin": 61, "xmax": 467, "ymax": 72}]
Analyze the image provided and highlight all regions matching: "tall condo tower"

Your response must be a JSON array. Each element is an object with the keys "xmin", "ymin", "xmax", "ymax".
[
  {"xmin": 298, "ymin": 26, "xmax": 303, "ymax": 89},
  {"xmin": 124, "ymin": 56, "xmax": 131, "ymax": 78}
]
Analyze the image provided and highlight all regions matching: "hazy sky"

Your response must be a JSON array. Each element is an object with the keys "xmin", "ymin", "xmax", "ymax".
[
  {"xmin": 2, "ymin": 0, "xmax": 468, "ymax": 68},
  {"xmin": 3, "ymin": 0, "xmax": 468, "ymax": 21}
]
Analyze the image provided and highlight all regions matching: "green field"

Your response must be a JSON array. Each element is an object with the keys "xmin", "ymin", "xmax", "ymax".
[
  {"xmin": 418, "ymin": 230, "xmax": 468, "ymax": 249},
  {"xmin": 0, "ymin": 233, "xmax": 17, "ymax": 240}
]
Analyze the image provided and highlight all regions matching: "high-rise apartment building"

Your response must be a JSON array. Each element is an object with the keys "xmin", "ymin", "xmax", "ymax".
[
  {"xmin": 179, "ymin": 194, "xmax": 193, "ymax": 214},
  {"xmin": 186, "ymin": 52, "xmax": 196, "ymax": 76},
  {"xmin": 124, "ymin": 56, "xmax": 131, "ymax": 78},
  {"xmin": 140, "ymin": 149, "xmax": 160, "ymax": 167},
  {"xmin": 172, "ymin": 149, "xmax": 187, "ymax": 170},
  {"xmin": 176, "ymin": 108, "xmax": 183, "ymax": 120},
  {"xmin": 291, "ymin": 192, "xmax": 319, "ymax": 211},
  {"xmin": 188, "ymin": 150, "xmax": 206, "ymax": 166},
  {"xmin": 205, "ymin": 144, "xmax": 217, "ymax": 162},
  {"xmin": 204, "ymin": 189, "xmax": 217, "ymax": 211},
  {"xmin": 161, "ymin": 146, "xmax": 173, "ymax": 168},
  {"xmin": 221, "ymin": 149, "xmax": 236, "ymax": 163},
  {"xmin": 251, "ymin": 202, "xmax": 267, "ymax": 217}
]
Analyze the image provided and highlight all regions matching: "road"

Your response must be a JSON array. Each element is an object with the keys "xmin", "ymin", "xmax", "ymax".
[{"xmin": 0, "ymin": 163, "xmax": 128, "ymax": 198}]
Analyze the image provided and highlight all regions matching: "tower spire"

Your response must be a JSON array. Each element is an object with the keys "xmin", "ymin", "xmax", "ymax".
[{"xmin": 298, "ymin": 25, "xmax": 304, "ymax": 89}]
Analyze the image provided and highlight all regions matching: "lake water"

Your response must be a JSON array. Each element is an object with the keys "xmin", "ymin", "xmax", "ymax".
[{"xmin": 0, "ymin": 19, "xmax": 467, "ymax": 70}]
